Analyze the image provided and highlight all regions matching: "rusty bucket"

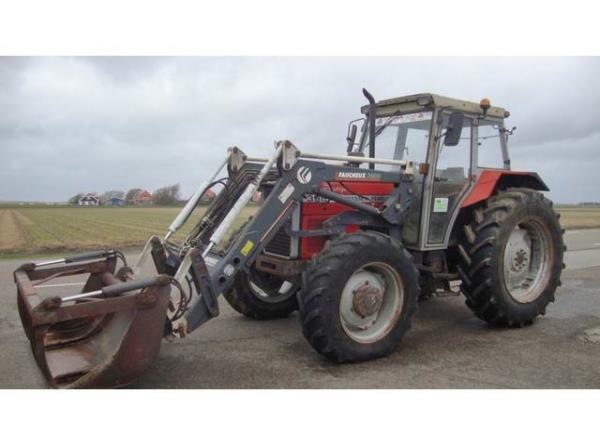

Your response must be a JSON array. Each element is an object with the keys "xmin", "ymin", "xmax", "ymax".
[{"xmin": 14, "ymin": 251, "xmax": 171, "ymax": 388}]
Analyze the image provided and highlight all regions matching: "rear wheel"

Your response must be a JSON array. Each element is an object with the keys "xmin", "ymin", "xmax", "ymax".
[
  {"xmin": 223, "ymin": 269, "xmax": 299, "ymax": 320},
  {"xmin": 298, "ymin": 231, "xmax": 419, "ymax": 363},
  {"xmin": 458, "ymin": 189, "xmax": 565, "ymax": 327}
]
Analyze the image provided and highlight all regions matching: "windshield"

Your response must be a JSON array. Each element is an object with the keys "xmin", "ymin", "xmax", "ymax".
[{"xmin": 360, "ymin": 111, "xmax": 432, "ymax": 170}]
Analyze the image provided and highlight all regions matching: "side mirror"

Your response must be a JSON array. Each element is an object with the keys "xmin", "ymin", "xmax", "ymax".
[
  {"xmin": 346, "ymin": 124, "xmax": 358, "ymax": 153},
  {"xmin": 443, "ymin": 112, "xmax": 464, "ymax": 146}
]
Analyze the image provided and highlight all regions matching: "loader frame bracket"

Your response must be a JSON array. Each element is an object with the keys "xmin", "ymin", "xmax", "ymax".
[{"xmin": 184, "ymin": 248, "xmax": 220, "ymax": 331}]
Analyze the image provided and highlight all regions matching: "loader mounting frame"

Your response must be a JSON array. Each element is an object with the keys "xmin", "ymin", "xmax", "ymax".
[{"xmin": 143, "ymin": 140, "xmax": 417, "ymax": 334}]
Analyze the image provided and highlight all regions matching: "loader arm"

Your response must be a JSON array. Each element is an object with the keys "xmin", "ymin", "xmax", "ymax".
[{"xmin": 181, "ymin": 142, "xmax": 416, "ymax": 332}]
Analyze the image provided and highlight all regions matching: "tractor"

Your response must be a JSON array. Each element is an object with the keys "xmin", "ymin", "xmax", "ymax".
[{"xmin": 14, "ymin": 90, "xmax": 565, "ymax": 388}]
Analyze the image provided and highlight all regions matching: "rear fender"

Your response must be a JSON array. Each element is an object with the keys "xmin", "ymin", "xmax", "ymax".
[{"xmin": 460, "ymin": 170, "xmax": 549, "ymax": 208}]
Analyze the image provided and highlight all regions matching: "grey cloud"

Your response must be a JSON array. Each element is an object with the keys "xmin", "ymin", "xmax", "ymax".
[{"xmin": 0, "ymin": 57, "xmax": 599, "ymax": 203}]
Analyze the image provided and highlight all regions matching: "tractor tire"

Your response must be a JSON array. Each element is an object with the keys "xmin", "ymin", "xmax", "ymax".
[
  {"xmin": 223, "ymin": 269, "xmax": 299, "ymax": 320},
  {"xmin": 458, "ymin": 188, "xmax": 565, "ymax": 327},
  {"xmin": 297, "ymin": 231, "xmax": 419, "ymax": 363}
]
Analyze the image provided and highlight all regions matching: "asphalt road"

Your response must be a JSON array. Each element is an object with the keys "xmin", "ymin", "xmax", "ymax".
[
  {"xmin": 563, "ymin": 228, "xmax": 600, "ymax": 269},
  {"xmin": 1, "ymin": 229, "xmax": 599, "ymax": 389}
]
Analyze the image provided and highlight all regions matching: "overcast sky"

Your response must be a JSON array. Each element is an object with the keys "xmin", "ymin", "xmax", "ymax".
[{"xmin": 1, "ymin": 57, "xmax": 599, "ymax": 203}]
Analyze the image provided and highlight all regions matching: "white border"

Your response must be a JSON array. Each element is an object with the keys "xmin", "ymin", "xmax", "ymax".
[
  {"xmin": 1, "ymin": 1, "xmax": 598, "ymax": 445},
  {"xmin": 0, "ymin": 390, "xmax": 597, "ymax": 445},
  {"xmin": 0, "ymin": 0, "xmax": 599, "ymax": 55}
]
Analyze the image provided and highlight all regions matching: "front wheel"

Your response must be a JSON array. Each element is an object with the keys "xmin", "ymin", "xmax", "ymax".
[
  {"xmin": 223, "ymin": 269, "xmax": 299, "ymax": 320},
  {"xmin": 298, "ymin": 231, "xmax": 419, "ymax": 363}
]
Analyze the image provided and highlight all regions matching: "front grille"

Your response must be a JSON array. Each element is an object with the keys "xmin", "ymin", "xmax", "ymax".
[{"xmin": 264, "ymin": 226, "xmax": 292, "ymax": 257}]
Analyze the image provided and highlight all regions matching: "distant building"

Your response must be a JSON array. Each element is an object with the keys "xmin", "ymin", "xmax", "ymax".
[
  {"xmin": 103, "ymin": 190, "xmax": 125, "ymax": 205},
  {"xmin": 78, "ymin": 193, "xmax": 100, "ymax": 206},
  {"xmin": 107, "ymin": 197, "xmax": 125, "ymax": 206},
  {"xmin": 251, "ymin": 190, "xmax": 263, "ymax": 203},
  {"xmin": 132, "ymin": 190, "xmax": 153, "ymax": 205},
  {"xmin": 200, "ymin": 188, "xmax": 216, "ymax": 203}
]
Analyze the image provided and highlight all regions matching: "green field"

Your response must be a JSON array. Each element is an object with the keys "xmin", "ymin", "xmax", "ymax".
[
  {"xmin": 0, "ymin": 205, "xmax": 599, "ymax": 257},
  {"xmin": 554, "ymin": 207, "xmax": 600, "ymax": 230},
  {"xmin": 0, "ymin": 206, "xmax": 256, "ymax": 257}
]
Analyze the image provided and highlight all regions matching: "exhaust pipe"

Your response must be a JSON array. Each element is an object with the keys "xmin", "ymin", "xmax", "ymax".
[{"xmin": 362, "ymin": 88, "xmax": 377, "ymax": 170}]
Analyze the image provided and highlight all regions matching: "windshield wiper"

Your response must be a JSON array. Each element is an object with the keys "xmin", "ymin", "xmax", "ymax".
[{"xmin": 363, "ymin": 111, "xmax": 404, "ymax": 148}]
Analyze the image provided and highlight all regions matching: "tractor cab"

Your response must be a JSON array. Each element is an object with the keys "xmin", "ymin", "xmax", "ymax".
[
  {"xmin": 351, "ymin": 92, "xmax": 510, "ymax": 169},
  {"xmin": 347, "ymin": 92, "xmax": 513, "ymax": 249}
]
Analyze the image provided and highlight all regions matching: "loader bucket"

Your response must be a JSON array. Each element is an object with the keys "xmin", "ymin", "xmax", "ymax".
[{"xmin": 14, "ymin": 254, "xmax": 171, "ymax": 388}]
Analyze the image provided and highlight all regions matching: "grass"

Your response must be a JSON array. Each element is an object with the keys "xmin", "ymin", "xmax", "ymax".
[
  {"xmin": 0, "ymin": 205, "xmax": 599, "ymax": 258},
  {"xmin": 0, "ymin": 206, "xmax": 256, "ymax": 258},
  {"xmin": 555, "ymin": 207, "xmax": 600, "ymax": 230}
]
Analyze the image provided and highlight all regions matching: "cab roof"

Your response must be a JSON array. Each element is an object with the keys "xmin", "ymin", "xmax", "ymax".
[{"xmin": 360, "ymin": 93, "xmax": 509, "ymax": 119}]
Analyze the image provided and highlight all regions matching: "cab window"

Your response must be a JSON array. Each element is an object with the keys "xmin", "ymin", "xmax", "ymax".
[
  {"xmin": 477, "ymin": 119, "xmax": 504, "ymax": 168},
  {"xmin": 365, "ymin": 111, "xmax": 433, "ymax": 170},
  {"xmin": 427, "ymin": 115, "xmax": 473, "ymax": 245}
]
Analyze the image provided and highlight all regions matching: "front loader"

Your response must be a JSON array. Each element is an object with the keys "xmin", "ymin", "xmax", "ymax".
[{"xmin": 14, "ymin": 90, "xmax": 565, "ymax": 387}]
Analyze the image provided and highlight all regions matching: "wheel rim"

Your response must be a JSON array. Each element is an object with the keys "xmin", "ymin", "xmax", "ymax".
[
  {"xmin": 502, "ymin": 217, "xmax": 553, "ymax": 303},
  {"xmin": 339, "ymin": 262, "xmax": 404, "ymax": 344},
  {"xmin": 247, "ymin": 271, "xmax": 296, "ymax": 304}
]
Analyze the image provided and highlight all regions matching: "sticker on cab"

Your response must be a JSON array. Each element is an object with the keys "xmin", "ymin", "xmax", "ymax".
[
  {"xmin": 278, "ymin": 183, "xmax": 295, "ymax": 203},
  {"xmin": 433, "ymin": 197, "xmax": 449, "ymax": 213},
  {"xmin": 375, "ymin": 111, "xmax": 432, "ymax": 127},
  {"xmin": 241, "ymin": 240, "xmax": 254, "ymax": 256}
]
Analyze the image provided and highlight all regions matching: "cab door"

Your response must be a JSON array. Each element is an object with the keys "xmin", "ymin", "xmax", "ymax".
[{"xmin": 424, "ymin": 113, "xmax": 474, "ymax": 247}]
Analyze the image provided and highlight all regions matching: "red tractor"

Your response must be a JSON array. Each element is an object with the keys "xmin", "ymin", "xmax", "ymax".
[{"xmin": 15, "ymin": 90, "xmax": 565, "ymax": 387}]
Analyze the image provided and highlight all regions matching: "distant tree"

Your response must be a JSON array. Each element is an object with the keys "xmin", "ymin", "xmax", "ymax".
[
  {"xmin": 68, "ymin": 193, "xmax": 84, "ymax": 205},
  {"xmin": 125, "ymin": 188, "xmax": 142, "ymax": 204},
  {"xmin": 152, "ymin": 184, "xmax": 180, "ymax": 206}
]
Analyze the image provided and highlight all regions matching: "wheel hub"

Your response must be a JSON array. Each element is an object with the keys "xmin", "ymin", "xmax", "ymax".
[
  {"xmin": 506, "ymin": 229, "xmax": 532, "ymax": 273},
  {"xmin": 512, "ymin": 248, "xmax": 529, "ymax": 272},
  {"xmin": 352, "ymin": 283, "xmax": 384, "ymax": 317},
  {"xmin": 339, "ymin": 263, "xmax": 404, "ymax": 344},
  {"xmin": 502, "ymin": 219, "xmax": 552, "ymax": 304}
]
